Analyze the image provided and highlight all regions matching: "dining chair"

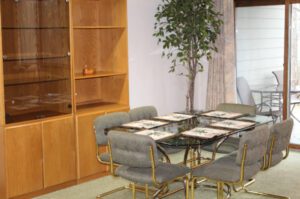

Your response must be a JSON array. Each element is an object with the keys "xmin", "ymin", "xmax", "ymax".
[
  {"xmin": 232, "ymin": 119, "xmax": 294, "ymax": 199},
  {"xmin": 93, "ymin": 112, "xmax": 130, "ymax": 198},
  {"xmin": 237, "ymin": 76, "xmax": 280, "ymax": 123},
  {"xmin": 202, "ymin": 103, "xmax": 256, "ymax": 154},
  {"xmin": 108, "ymin": 130, "xmax": 190, "ymax": 199},
  {"xmin": 128, "ymin": 106, "xmax": 158, "ymax": 121},
  {"xmin": 191, "ymin": 125, "xmax": 270, "ymax": 199},
  {"xmin": 265, "ymin": 118, "xmax": 293, "ymax": 169},
  {"xmin": 129, "ymin": 106, "xmax": 182, "ymax": 157}
]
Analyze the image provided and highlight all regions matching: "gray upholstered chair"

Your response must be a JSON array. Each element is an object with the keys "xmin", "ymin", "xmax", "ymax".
[
  {"xmin": 128, "ymin": 106, "xmax": 158, "ymax": 121},
  {"xmin": 237, "ymin": 77, "xmax": 280, "ymax": 123},
  {"xmin": 216, "ymin": 103, "xmax": 256, "ymax": 115},
  {"xmin": 265, "ymin": 118, "xmax": 293, "ymax": 169},
  {"xmin": 203, "ymin": 103, "xmax": 256, "ymax": 154},
  {"xmin": 129, "ymin": 106, "xmax": 182, "ymax": 156},
  {"xmin": 94, "ymin": 112, "xmax": 130, "ymax": 164},
  {"xmin": 93, "ymin": 112, "xmax": 130, "ymax": 198},
  {"xmin": 191, "ymin": 125, "xmax": 270, "ymax": 199},
  {"xmin": 108, "ymin": 131, "xmax": 190, "ymax": 199}
]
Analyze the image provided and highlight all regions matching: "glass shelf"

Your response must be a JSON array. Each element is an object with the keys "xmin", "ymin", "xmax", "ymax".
[
  {"xmin": 5, "ymin": 77, "xmax": 69, "ymax": 87},
  {"xmin": 3, "ymin": 54, "xmax": 70, "ymax": 62},
  {"xmin": 2, "ymin": 27, "xmax": 69, "ymax": 30}
]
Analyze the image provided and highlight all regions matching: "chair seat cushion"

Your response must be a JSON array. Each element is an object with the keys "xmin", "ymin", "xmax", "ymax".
[
  {"xmin": 192, "ymin": 152, "xmax": 261, "ymax": 182},
  {"xmin": 116, "ymin": 163, "xmax": 190, "ymax": 185}
]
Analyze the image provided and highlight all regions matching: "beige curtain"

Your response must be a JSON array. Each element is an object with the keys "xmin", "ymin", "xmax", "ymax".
[{"xmin": 206, "ymin": 0, "xmax": 237, "ymax": 110}]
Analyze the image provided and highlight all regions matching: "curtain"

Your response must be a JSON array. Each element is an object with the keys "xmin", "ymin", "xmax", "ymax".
[{"xmin": 206, "ymin": 0, "xmax": 237, "ymax": 110}]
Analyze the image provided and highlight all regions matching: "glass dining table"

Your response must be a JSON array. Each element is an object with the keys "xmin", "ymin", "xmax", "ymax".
[{"xmin": 109, "ymin": 111, "xmax": 273, "ymax": 166}]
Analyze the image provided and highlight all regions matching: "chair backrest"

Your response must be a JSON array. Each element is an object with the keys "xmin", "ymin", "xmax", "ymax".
[
  {"xmin": 94, "ymin": 112, "xmax": 130, "ymax": 146},
  {"xmin": 129, "ymin": 106, "xmax": 158, "ymax": 121},
  {"xmin": 236, "ymin": 125, "xmax": 270, "ymax": 166},
  {"xmin": 236, "ymin": 77, "xmax": 256, "ymax": 106},
  {"xmin": 108, "ymin": 130, "xmax": 159, "ymax": 168},
  {"xmin": 216, "ymin": 103, "xmax": 256, "ymax": 115},
  {"xmin": 269, "ymin": 118, "xmax": 293, "ymax": 154},
  {"xmin": 272, "ymin": 70, "xmax": 283, "ymax": 86}
]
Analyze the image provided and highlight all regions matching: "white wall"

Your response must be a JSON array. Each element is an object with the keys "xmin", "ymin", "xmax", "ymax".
[{"xmin": 127, "ymin": 0, "xmax": 208, "ymax": 115}]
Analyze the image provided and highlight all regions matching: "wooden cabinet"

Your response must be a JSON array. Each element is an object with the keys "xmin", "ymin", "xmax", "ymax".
[
  {"xmin": 0, "ymin": 0, "xmax": 129, "ymax": 198},
  {"xmin": 5, "ymin": 123, "xmax": 43, "ymax": 198},
  {"xmin": 43, "ymin": 117, "xmax": 76, "ymax": 187}
]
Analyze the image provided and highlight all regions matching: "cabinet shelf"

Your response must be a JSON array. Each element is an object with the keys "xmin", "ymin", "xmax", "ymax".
[
  {"xmin": 76, "ymin": 101, "xmax": 128, "ymax": 114},
  {"xmin": 5, "ymin": 77, "xmax": 68, "ymax": 87},
  {"xmin": 73, "ymin": 26, "xmax": 125, "ymax": 29},
  {"xmin": 3, "ymin": 54, "xmax": 70, "ymax": 62},
  {"xmin": 2, "ymin": 27, "xmax": 69, "ymax": 30},
  {"xmin": 75, "ymin": 71, "xmax": 126, "ymax": 80}
]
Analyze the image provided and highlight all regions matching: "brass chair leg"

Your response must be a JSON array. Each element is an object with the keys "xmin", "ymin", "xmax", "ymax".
[
  {"xmin": 131, "ymin": 183, "xmax": 136, "ymax": 199},
  {"xmin": 96, "ymin": 185, "xmax": 128, "ymax": 198},
  {"xmin": 217, "ymin": 182, "xmax": 224, "ymax": 199},
  {"xmin": 232, "ymin": 178, "xmax": 256, "ymax": 192},
  {"xmin": 185, "ymin": 176, "xmax": 189, "ymax": 199},
  {"xmin": 191, "ymin": 178, "xmax": 196, "ymax": 199},
  {"xmin": 243, "ymin": 188, "xmax": 290, "ymax": 199},
  {"xmin": 145, "ymin": 184, "xmax": 149, "ymax": 199}
]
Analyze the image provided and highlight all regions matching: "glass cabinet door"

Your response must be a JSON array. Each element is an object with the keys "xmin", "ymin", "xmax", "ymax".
[{"xmin": 1, "ymin": 0, "xmax": 72, "ymax": 123}]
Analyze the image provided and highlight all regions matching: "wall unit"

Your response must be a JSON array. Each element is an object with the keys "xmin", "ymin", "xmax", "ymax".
[{"xmin": 0, "ymin": 0, "xmax": 129, "ymax": 198}]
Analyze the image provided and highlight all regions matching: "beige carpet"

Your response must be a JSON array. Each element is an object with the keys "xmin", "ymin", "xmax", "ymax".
[{"xmin": 35, "ymin": 150, "xmax": 300, "ymax": 199}]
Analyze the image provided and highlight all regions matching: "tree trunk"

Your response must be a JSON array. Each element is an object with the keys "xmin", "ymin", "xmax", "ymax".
[{"xmin": 186, "ymin": 74, "xmax": 196, "ymax": 113}]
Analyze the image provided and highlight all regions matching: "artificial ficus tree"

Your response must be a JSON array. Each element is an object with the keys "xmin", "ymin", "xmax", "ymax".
[{"xmin": 154, "ymin": 0, "xmax": 222, "ymax": 113}]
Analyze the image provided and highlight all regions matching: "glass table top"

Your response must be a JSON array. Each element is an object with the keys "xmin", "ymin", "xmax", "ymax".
[{"xmin": 111, "ymin": 113, "xmax": 273, "ymax": 148}]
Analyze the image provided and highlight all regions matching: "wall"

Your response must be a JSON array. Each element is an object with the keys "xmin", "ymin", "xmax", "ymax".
[
  {"xmin": 127, "ymin": 0, "xmax": 208, "ymax": 115},
  {"xmin": 236, "ymin": 5, "xmax": 285, "ymax": 88}
]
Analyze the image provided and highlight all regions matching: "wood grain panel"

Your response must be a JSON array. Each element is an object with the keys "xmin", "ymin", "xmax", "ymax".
[
  {"xmin": 1, "ymin": 0, "xmax": 68, "ymax": 27},
  {"xmin": 72, "ymin": 0, "xmax": 125, "ymax": 27},
  {"xmin": 101, "ymin": 76, "xmax": 128, "ymax": 105},
  {"xmin": 76, "ymin": 112, "xmax": 107, "ymax": 178},
  {"xmin": 75, "ymin": 78, "xmax": 102, "ymax": 105},
  {"xmin": 42, "ymin": 117, "xmax": 76, "ymax": 187},
  {"xmin": 0, "ymin": 127, "xmax": 7, "ymax": 199},
  {"xmin": 0, "ymin": 3, "xmax": 5, "ymax": 126},
  {"xmin": 5, "ymin": 123, "xmax": 43, "ymax": 198}
]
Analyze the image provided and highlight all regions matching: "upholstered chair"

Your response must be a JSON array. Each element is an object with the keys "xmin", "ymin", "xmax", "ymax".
[
  {"xmin": 93, "ymin": 112, "xmax": 130, "ymax": 198},
  {"xmin": 128, "ymin": 106, "xmax": 158, "ymax": 121},
  {"xmin": 129, "ymin": 106, "xmax": 182, "ymax": 157},
  {"xmin": 203, "ymin": 103, "xmax": 256, "ymax": 154},
  {"xmin": 191, "ymin": 125, "xmax": 270, "ymax": 199},
  {"xmin": 108, "ymin": 130, "xmax": 190, "ymax": 199},
  {"xmin": 216, "ymin": 103, "xmax": 256, "ymax": 115},
  {"xmin": 94, "ymin": 112, "xmax": 130, "ymax": 164},
  {"xmin": 265, "ymin": 118, "xmax": 293, "ymax": 169}
]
